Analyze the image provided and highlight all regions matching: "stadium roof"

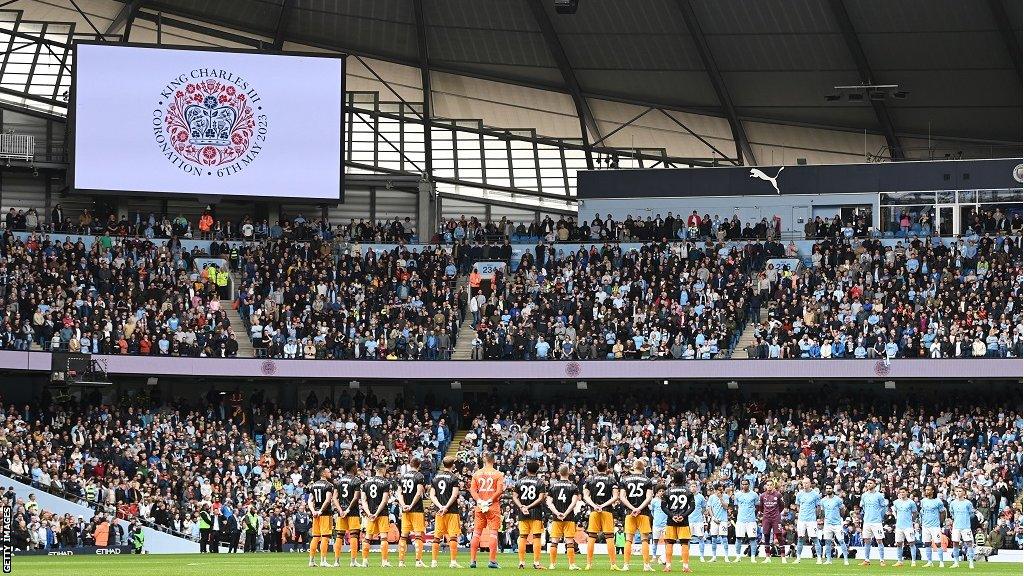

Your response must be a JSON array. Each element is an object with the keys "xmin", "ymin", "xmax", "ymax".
[{"xmin": 119, "ymin": 0, "xmax": 1022, "ymax": 150}]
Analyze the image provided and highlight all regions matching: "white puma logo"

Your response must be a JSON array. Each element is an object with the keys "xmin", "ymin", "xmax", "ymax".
[{"xmin": 749, "ymin": 166, "xmax": 785, "ymax": 194}]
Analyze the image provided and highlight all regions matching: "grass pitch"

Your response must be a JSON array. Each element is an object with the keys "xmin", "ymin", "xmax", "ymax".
[{"xmin": 14, "ymin": 552, "xmax": 1022, "ymax": 576}]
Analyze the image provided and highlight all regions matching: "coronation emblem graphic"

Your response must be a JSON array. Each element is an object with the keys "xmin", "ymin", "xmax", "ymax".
[{"xmin": 153, "ymin": 69, "xmax": 268, "ymax": 177}]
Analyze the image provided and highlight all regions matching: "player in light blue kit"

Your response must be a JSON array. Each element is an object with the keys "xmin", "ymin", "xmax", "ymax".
[
  {"xmin": 891, "ymin": 487, "xmax": 918, "ymax": 567},
  {"xmin": 948, "ymin": 486, "xmax": 976, "ymax": 569},
  {"xmin": 705, "ymin": 483, "xmax": 730, "ymax": 562},
  {"xmin": 732, "ymin": 479, "xmax": 759, "ymax": 563},
  {"xmin": 819, "ymin": 485, "xmax": 849, "ymax": 565},
  {"xmin": 687, "ymin": 480, "xmax": 708, "ymax": 562},
  {"xmin": 858, "ymin": 478, "xmax": 888, "ymax": 565},
  {"xmin": 651, "ymin": 484, "xmax": 668, "ymax": 564},
  {"xmin": 920, "ymin": 485, "xmax": 948, "ymax": 567},
  {"xmin": 793, "ymin": 478, "xmax": 821, "ymax": 564}
]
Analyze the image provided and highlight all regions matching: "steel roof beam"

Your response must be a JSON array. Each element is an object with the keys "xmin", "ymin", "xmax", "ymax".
[
  {"xmin": 105, "ymin": 0, "xmax": 143, "ymax": 40},
  {"xmin": 526, "ymin": 0, "xmax": 600, "ymax": 170},
  {"xmin": 674, "ymin": 0, "xmax": 756, "ymax": 166},
  {"xmin": 271, "ymin": 0, "xmax": 293, "ymax": 50},
  {"xmin": 412, "ymin": 0, "xmax": 433, "ymax": 178},
  {"xmin": 827, "ymin": 0, "xmax": 905, "ymax": 161},
  {"xmin": 986, "ymin": 0, "xmax": 1022, "ymax": 78}
]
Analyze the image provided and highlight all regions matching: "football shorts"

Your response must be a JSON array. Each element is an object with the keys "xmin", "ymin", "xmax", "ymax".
[
  {"xmin": 796, "ymin": 520, "xmax": 818, "ymax": 538},
  {"xmin": 400, "ymin": 511, "xmax": 426, "ymax": 535},
  {"xmin": 334, "ymin": 515, "xmax": 361, "ymax": 534},
  {"xmin": 663, "ymin": 525, "xmax": 692, "ymax": 542},
  {"xmin": 312, "ymin": 515, "xmax": 332, "ymax": 538},
  {"xmin": 549, "ymin": 520, "xmax": 577, "ymax": 540},
  {"xmin": 586, "ymin": 511, "xmax": 614, "ymax": 535},
  {"xmin": 473, "ymin": 507, "xmax": 501, "ymax": 533},
  {"xmin": 624, "ymin": 514, "xmax": 652, "ymax": 535},
  {"xmin": 735, "ymin": 522, "xmax": 757, "ymax": 539},
  {"xmin": 950, "ymin": 528, "xmax": 973, "ymax": 543},
  {"xmin": 862, "ymin": 522, "xmax": 884, "ymax": 540},
  {"xmin": 519, "ymin": 519, "xmax": 544, "ymax": 535},
  {"xmin": 365, "ymin": 516, "xmax": 391, "ymax": 538}
]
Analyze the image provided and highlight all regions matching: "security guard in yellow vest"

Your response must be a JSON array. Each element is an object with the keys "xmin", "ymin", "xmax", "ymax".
[{"xmin": 215, "ymin": 268, "xmax": 230, "ymax": 299}]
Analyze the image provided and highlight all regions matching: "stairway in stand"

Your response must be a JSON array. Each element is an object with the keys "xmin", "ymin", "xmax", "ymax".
[
  {"xmin": 727, "ymin": 309, "xmax": 765, "ymax": 359},
  {"xmin": 450, "ymin": 275, "xmax": 477, "ymax": 360},
  {"xmin": 220, "ymin": 301, "xmax": 256, "ymax": 358},
  {"xmin": 445, "ymin": 429, "xmax": 470, "ymax": 461}
]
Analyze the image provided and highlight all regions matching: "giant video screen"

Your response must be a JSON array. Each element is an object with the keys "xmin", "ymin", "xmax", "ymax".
[{"xmin": 72, "ymin": 42, "xmax": 344, "ymax": 200}]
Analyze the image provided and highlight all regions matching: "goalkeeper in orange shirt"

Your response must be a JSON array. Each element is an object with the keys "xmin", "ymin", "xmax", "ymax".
[{"xmin": 469, "ymin": 452, "xmax": 505, "ymax": 568}]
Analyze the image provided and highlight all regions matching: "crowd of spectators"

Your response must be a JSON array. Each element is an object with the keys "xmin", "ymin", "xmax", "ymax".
[
  {"xmin": 0, "ymin": 230, "xmax": 243, "ymax": 357},
  {"xmin": 466, "ymin": 239, "xmax": 785, "ymax": 359},
  {"xmin": 743, "ymin": 231, "xmax": 1023, "ymax": 359},
  {"xmin": 0, "ymin": 387, "xmax": 455, "ymax": 550},
  {"xmin": 3, "ymin": 386, "xmax": 1021, "ymax": 553},
  {"xmin": 885, "ymin": 206, "xmax": 1021, "ymax": 239},
  {"xmin": 438, "ymin": 212, "xmax": 787, "ymax": 244},
  {"xmin": 3, "ymin": 204, "xmax": 1019, "ymax": 246},
  {"xmin": 235, "ymin": 239, "xmax": 462, "ymax": 359},
  {"xmin": 6, "ymin": 490, "xmax": 128, "ymax": 552},
  {"xmin": 2, "ymin": 204, "xmax": 1020, "ymax": 362}
]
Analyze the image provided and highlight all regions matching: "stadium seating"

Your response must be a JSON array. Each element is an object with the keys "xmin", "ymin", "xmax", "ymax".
[
  {"xmin": 1, "ymin": 209, "xmax": 1020, "ymax": 361},
  {"xmin": 744, "ymin": 234, "xmax": 1023, "ymax": 359}
]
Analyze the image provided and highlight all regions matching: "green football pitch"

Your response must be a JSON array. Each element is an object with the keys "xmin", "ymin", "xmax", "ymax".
[{"xmin": 13, "ymin": 553, "xmax": 1022, "ymax": 576}]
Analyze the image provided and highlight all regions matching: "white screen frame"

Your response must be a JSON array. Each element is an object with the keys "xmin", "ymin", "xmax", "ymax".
[{"xmin": 70, "ymin": 41, "xmax": 346, "ymax": 202}]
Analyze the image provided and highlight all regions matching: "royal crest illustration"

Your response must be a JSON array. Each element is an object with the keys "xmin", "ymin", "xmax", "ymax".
[{"xmin": 163, "ymin": 78, "xmax": 256, "ymax": 167}]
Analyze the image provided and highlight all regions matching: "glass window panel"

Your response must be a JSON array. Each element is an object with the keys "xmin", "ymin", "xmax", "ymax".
[
  {"xmin": 880, "ymin": 191, "xmax": 936, "ymax": 205},
  {"xmin": 978, "ymin": 189, "xmax": 1022, "ymax": 203}
]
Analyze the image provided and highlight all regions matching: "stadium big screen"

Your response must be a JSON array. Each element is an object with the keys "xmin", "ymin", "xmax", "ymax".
[{"xmin": 70, "ymin": 42, "xmax": 345, "ymax": 200}]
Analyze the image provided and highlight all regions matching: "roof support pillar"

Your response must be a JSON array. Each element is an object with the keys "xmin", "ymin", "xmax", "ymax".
[
  {"xmin": 827, "ymin": 0, "xmax": 905, "ymax": 160},
  {"xmin": 986, "ymin": 0, "xmax": 1022, "ymax": 78},
  {"xmin": 271, "ymin": 0, "xmax": 294, "ymax": 50},
  {"xmin": 105, "ymin": 0, "xmax": 144, "ymax": 41},
  {"xmin": 674, "ymin": 0, "xmax": 756, "ymax": 166},
  {"xmin": 412, "ymin": 0, "xmax": 433, "ymax": 180},
  {"xmin": 527, "ymin": 0, "xmax": 599, "ymax": 170}
]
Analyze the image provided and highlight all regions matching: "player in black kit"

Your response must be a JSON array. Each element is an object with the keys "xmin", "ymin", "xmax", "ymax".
[
  {"xmin": 513, "ymin": 460, "xmax": 547, "ymax": 569},
  {"xmin": 546, "ymin": 463, "xmax": 581, "ymax": 570},
  {"xmin": 332, "ymin": 460, "xmax": 362, "ymax": 566},
  {"xmin": 661, "ymin": 471, "xmax": 697, "ymax": 573}
]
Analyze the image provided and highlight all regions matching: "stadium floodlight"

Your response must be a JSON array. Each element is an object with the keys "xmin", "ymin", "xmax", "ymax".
[
  {"xmin": 349, "ymin": 380, "xmax": 360, "ymax": 389},
  {"xmin": 884, "ymin": 381, "xmax": 896, "ymax": 390},
  {"xmin": 577, "ymin": 381, "xmax": 588, "ymax": 390},
  {"xmin": 146, "ymin": 377, "xmax": 158, "ymax": 386},
  {"xmin": 451, "ymin": 381, "xmax": 462, "ymax": 390},
  {"xmin": 663, "ymin": 380, "xmax": 669, "ymax": 385},
  {"xmin": 727, "ymin": 381, "xmax": 739, "ymax": 390}
]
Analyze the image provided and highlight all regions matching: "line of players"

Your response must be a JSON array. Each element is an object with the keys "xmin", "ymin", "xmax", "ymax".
[{"xmin": 303, "ymin": 454, "xmax": 981, "ymax": 571}]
